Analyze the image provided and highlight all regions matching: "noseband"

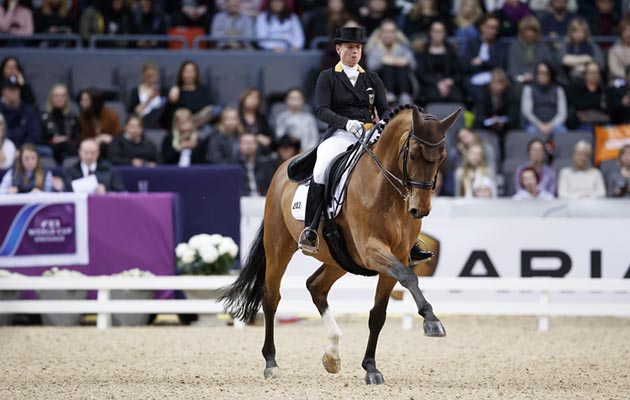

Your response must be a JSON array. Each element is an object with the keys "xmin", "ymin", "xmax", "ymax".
[{"xmin": 401, "ymin": 114, "xmax": 445, "ymax": 191}]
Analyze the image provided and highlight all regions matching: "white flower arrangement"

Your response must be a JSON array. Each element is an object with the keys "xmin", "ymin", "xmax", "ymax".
[
  {"xmin": 176, "ymin": 233, "xmax": 238, "ymax": 275},
  {"xmin": 42, "ymin": 267, "xmax": 86, "ymax": 278},
  {"xmin": 111, "ymin": 269, "xmax": 155, "ymax": 278},
  {"xmin": 0, "ymin": 269, "xmax": 22, "ymax": 278}
]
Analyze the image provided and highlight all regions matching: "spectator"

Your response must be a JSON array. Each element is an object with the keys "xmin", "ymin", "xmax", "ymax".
[
  {"xmin": 1, "ymin": 56, "xmax": 36, "ymax": 107},
  {"xmin": 449, "ymin": 127, "xmax": 498, "ymax": 172},
  {"xmin": 108, "ymin": 114, "xmax": 158, "ymax": 167},
  {"xmin": 34, "ymin": 0, "xmax": 74, "ymax": 34},
  {"xmin": 210, "ymin": 0, "xmax": 255, "ymax": 49},
  {"xmin": 366, "ymin": 19, "xmax": 416, "ymax": 106},
  {"xmin": 238, "ymin": 132, "xmax": 276, "ymax": 196},
  {"xmin": 454, "ymin": 142, "xmax": 496, "ymax": 197},
  {"xmin": 238, "ymin": 88, "xmax": 274, "ymax": 153},
  {"xmin": 512, "ymin": 166, "xmax": 555, "ymax": 199},
  {"xmin": 0, "ymin": 0, "xmax": 33, "ymax": 35},
  {"xmin": 162, "ymin": 60, "xmax": 214, "ymax": 130},
  {"xmin": 214, "ymin": 0, "xmax": 261, "ymax": 17},
  {"xmin": 607, "ymin": 18, "xmax": 630, "ymax": 83},
  {"xmin": 472, "ymin": 67, "xmax": 519, "ymax": 136},
  {"xmin": 559, "ymin": 17, "xmax": 605, "ymax": 82},
  {"xmin": 255, "ymin": 0, "xmax": 304, "ymax": 51},
  {"xmin": 586, "ymin": 0, "xmax": 620, "ymax": 40},
  {"xmin": 557, "ymin": 140, "xmax": 606, "ymax": 198},
  {"xmin": 171, "ymin": 0, "xmax": 214, "ymax": 29},
  {"xmin": 161, "ymin": 107, "xmax": 207, "ymax": 166},
  {"xmin": 453, "ymin": 0, "xmax": 482, "ymax": 55},
  {"xmin": 507, "ymin": 15, "xmax": 555, "ymax": 85},
  {"xmin": 274, "ymin": 88, "xmax": 319, "ymax": 151},
  {"xmin": 63, "ymin": 138, "xmax": 125, "ymax": 193},
  {"xmin": 77, "ymin": 88, "xmax": 121, "ymax": 146},
  {"xmin": 400, "ymin": 0, "xmax": 444, "ymax": 52},
  {"xmin": 102, "ymin": 0, "xmax": 133, "ymax": 37},
  {"xmin": 131, "ymin": 0, "xmax": 169, "ymax": 48},
  {"xmin": 273, "ymin": 133, "xmax": 301, "ymax": 166},
  {"xmin": 539, "ymin": 0, "xmax": 576, "ymax": 39},
  {"xmin": 0, "ymin": 75, "xmax": 40, "ymax": 147},
  {"xmin": 415, "ymin": 21, "xmax": 464, "ymax": 105},
  {"xmin": 607, "ymin": 66, "xmax": 630, "ymax": 124},
  {"xmin": 471, "ymin": 175, "xmax": 497, "ymax": 198},
  {"xmin": 514, "ymin": 138, "xmax": 557, "ymax": 195},
  {"xmin": 359, "ymin": 0, "xmax": 396, "ymax": 36},
  {"xmin": 480, "ymin": 0, "xmax": 505, "ymax": 13},
  {"xmin": 206, "ymin": 106, "xmax": 241, "ymax": 164},
  {"xmin": 40, "ymin": 83, "xmax": 79, "ymax": 165},
  {"xmin": 462, "ymin": 13, "xmax": 507, "ymax": 103},
  {"xmin": 78, "ymin": 0, "xmax": 105, "ymax": 44},
  {"xmin": 0, "ymin": 112, "xmax": 16, "ymax": 169},
  {"xmin": 0, "ymin": 143, "xmax": 64, "ymax": 194},
  {"xmin": 304, "ymin": 0, "xmax": 352, "ymax": 47},
  {"xmin": 127, "ymin": 60, "xmax": 166, "ymax": 129},
  {"xmin": 606, "ymin": 144, "xmax": 630, "ymax": 197},
  {"xmin": 497, "ymin": 0, "xmax": 532, "ymax": 38},
  {"xmin": 521, "ymin": 61, "xmax": 568, "ymax": 136},
  {"xmin": 568, "ymin": 61, "xmax": 610, "ymax": 131}
]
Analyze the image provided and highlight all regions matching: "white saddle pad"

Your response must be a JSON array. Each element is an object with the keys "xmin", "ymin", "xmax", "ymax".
[{"xmin": 291, "ymin": 174, "xmax": 349, "ymax": 221}]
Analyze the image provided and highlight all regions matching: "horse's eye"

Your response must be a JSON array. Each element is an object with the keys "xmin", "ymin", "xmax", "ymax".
[{"xmin": 409, "ymin": 154, "xmax": 417, "ymax": 161}]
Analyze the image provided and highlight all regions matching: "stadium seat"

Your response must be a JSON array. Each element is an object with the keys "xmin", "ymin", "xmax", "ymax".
[
  {"xmin": 70, "ymin": 61, "xmax": 118, "ymax": 97},
  {"xmin": 553, "ymin": 131, "xmax": 593, "ymax": 159},
  {"xmin": 105, "ymin": 101, "xmax": 127, "ymax": 127},
  {"xmin": 261, "ymin": 63, "xmax": 304, "ymax": 104},
  {"xmin": 144, "ymin": 129, "xmax": 167, "ymax": 160},
  {"xmin": 25, "ymin": 63, "xmax": 70, "ymax": 106},
  {"xmin": 599, "ymin": 159, "xmax": 618, "ymax": 180},
  {"xmin": 208, "ymin": 63, "xmax": 259, "ymax": 105},
  {"xmin": 552, "ymin": 157, "xmax": 574, "ymax": 172},
  {"xmin": 504, "ymin": 130, "xmax": 545, "ymax": 160},
  {"xmin": 62, "ymin": 156, "xmax": 78, "ymax": 168},
  {"xmin": 501, "ymin": 157, "xmax": 527, "ymax": 196}
]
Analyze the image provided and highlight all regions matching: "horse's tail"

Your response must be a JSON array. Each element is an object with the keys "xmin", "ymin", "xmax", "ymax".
[{"xmin": 220, "ymin": 222, "xmax": 266, "ymax": 324}]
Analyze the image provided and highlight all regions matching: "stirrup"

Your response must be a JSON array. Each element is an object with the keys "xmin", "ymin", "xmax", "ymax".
[{"xmin": 298, "ymin": 227, "xmax": 320, "ymax": 255}]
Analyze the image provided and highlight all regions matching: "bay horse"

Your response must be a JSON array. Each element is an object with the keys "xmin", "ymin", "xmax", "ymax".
[{"xmin": 221, "ymin": 105, "xmax": 462, "ymax": 385}]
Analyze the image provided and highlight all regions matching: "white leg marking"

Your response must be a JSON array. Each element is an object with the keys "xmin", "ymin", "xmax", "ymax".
[{"xmin": 322, "ymin": 309, "xmax": 342, "ymax": 357}]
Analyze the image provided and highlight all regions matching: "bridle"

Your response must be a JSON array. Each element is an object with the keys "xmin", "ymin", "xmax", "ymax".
[{"xmin": 358, "ymin": 111, "xmax": 444, "ymax": 201}]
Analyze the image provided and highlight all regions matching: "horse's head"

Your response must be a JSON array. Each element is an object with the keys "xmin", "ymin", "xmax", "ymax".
[{"xmin": 402, "ymin": 106, "xmax": 461, "ymax": 219}]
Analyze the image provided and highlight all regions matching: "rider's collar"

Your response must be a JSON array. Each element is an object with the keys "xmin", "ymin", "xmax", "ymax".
[{"xmin": 335, "ymin": 62, "xmax": 365, "ymax": 74}]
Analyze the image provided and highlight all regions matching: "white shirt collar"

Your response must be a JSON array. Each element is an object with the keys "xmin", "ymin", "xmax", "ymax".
[
  {"xmin": 341, "ymin": 63, "xmax": 359, "ymax": 77},
  {"xmin": 81, "ymin": 162, "xmax": 97, "ymax": 177}
]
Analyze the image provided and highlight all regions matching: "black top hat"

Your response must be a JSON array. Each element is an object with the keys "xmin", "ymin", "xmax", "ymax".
[
  {"xmin": 333, "ymin": 27, "xmax": 367, "ymax": 45},
  {"xmin": 1, "ymin": 75, "xmax": 21, "ymax": 90}
]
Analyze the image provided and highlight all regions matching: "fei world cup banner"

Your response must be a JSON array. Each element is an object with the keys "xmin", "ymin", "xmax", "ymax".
[{"xmin": 0, "ymin": 193, "xmax": 89, "ymax": 267}]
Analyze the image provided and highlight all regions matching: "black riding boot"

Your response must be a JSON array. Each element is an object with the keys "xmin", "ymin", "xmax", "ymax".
[
  {"xmin": 298, "ymin": 182, "xmax": 325, "ymax": 255},
  {"xmin": 409, "ymin": 242, "xmax": 433, "ymax": 264}
]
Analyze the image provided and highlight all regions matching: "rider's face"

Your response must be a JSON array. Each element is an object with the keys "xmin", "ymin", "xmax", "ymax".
[{"xmin": 336, "ymin": 43, "xmax": 362, "ymax": 67}]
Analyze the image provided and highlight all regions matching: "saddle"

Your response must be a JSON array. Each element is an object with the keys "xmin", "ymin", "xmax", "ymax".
[{"xmin": 288, "ymin": 126, "xmax": 382, "ymax": 277}]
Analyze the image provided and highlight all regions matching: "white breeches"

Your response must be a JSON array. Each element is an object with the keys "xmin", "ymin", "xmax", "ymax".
[{"xmin": 312, "ymin": 130, "xmax": 358, "ymax": 184}]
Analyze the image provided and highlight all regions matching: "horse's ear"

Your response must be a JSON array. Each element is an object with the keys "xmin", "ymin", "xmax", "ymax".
[
  {"xmin": 439, "ymin": 107, "xmax": 463, "ymax": 133},
  {"xmin": 411, "ymin": 106, "xmax": 424, "ymax": 132}
]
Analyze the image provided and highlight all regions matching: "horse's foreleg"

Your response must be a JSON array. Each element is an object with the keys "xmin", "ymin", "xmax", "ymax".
[
  {"xmin": 306, "ymin": 264, "xmax": 346, "ymax": 374},
  {"xmin": 362, "ymin": 274, "xmax": 397, "ymax": 385},
  {"xmin": 389, "ymin": 261, "xmax": 445, "ymax": 337}
]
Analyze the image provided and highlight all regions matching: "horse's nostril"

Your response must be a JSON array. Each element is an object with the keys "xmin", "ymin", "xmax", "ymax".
[{"xmin": 410, "ymin": 208, "xmax": 419, "ymax": 218}]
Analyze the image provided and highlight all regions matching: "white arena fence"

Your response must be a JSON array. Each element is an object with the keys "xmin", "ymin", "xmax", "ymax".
[{"xmin": 1, "ymin": 276, "xmax": 629, "ymax": 331}]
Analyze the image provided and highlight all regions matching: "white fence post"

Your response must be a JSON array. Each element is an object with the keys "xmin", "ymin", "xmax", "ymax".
[{"xmin": 96, "ymin": 289, "xmax": 110, "ymax": 330}]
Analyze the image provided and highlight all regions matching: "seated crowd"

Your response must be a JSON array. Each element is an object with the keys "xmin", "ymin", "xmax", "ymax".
[{"xmin": 1, "ymin": 0, "xmax": 630, "ymax": 198}]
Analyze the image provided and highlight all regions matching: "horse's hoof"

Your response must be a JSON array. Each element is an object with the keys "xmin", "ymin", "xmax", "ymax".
[
  {"xmin": 264, "ymin": 367, "xmax": 280, "ymax": 379},
  {"xmin": 365, "ymin": 372, "xmax": 385, "ymax": 385},
  {"xmin": 322, "ymin": 352, "xmax": 341, "ymax": 374},
  {"xmin": 423, "ymin": 320, "xmax": 446, "ymax": 337}
]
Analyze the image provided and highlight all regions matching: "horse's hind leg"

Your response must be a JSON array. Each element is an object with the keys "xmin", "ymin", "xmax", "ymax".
[
  {"xmin": 362, "ymin": 273, "xmax": 397, "ymax": 385},
  {"xmin": 306, "ymin": 264, "xmax": 346, "ymax": 374},
  {"xmin": 261, "ymin": 223, "xmax": 296, "ymax": 379}
]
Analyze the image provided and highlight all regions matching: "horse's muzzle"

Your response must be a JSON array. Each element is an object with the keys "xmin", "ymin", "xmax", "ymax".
[{"xmin": 409, "ymin": 208, "xmax": 430, "ymax": 219}]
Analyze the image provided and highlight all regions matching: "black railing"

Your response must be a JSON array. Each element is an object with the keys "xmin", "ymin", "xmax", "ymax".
[{"xmin": 0, "ymin": 33, "xmax": 82, "ymax": 49}]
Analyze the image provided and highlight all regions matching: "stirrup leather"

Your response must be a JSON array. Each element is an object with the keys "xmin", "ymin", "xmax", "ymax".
[{"xmin": 298, "ymin": 227, "xmax": 320, "ymax": 255}]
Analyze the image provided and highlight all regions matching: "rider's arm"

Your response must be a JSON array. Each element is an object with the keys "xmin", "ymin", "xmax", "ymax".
[{"xmin": 315, "ymin": 70, "xmax": 348, "ymax": 130}]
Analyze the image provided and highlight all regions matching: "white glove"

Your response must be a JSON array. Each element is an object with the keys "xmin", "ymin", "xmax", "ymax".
[{"xmin": 345, "ymin": 119, "xmax": 362, "ymax": 135}]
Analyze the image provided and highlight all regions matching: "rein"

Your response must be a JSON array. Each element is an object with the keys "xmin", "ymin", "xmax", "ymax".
[{"xmin": 355, "ymin": 111, "xmax": 443, "ymax": 201}]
